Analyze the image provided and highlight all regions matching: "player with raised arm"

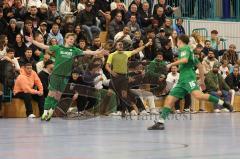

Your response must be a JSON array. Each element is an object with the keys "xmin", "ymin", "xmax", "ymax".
[
  {"xmin": 26, "ymin": 33, "xmax": 107, "ymax": 121},
  {"xmin": 148, "ymin": 35, "xmax": 233, "ymax": 130}
]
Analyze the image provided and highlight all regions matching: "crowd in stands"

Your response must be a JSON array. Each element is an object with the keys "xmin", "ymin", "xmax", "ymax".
[{"xmin": 0, "ymin": 0, "xmax": 239, "ymax": 118}]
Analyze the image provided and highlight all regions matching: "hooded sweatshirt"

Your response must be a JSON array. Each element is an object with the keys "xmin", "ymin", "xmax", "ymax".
[{"xmin": 13, "ymin": 68, "xmax": 43, "ymax": 95}]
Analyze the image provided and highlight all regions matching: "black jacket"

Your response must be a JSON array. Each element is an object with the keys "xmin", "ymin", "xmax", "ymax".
[
  {"xmin": 225, "ymin": 73, "xmax": 240, "ymax": 91},
  {"xmin": 13, "ymin": 43, "xmax": 27, "ymax": 58},
  {"xmin": 38, "ymin": 70, "xmax": 50, "ymax": 97},
  {"xmin": 0, "ymin": 59, "xmax": 17, "ymax": 89},
  {"xmin": 76, "ymin": 10, "xmax": 97, "ymax": 26},
  {"xmin": 18, "ymin": 56, "xmax": 37, "ymax": 71}
]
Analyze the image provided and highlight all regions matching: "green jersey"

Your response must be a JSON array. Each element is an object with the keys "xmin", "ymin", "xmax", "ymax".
[
  {"xmin": 178, "ymin": 45, "xmax": 199, "ymax": 82},
  {"xmin": 49, "ymin": 45, "xmax": 83, "ymax": 76}
]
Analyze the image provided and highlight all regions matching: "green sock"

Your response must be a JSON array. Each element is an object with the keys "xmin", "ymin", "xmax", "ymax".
[
  {"xmin": 44, "ymin": 96, "xmax": 58, "ymax": 110},
  {"xmin": 208, "ymin": 95, "xmax": 220, "ymax": 104},
  {"xmin": 161, "ymin": 107, "xmax": 172, "ymax": 120}
]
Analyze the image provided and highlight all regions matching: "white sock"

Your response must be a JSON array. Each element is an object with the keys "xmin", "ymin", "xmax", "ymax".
[
  {"xmin": 158, "ymin": 118, "xmax": 165, "ymax": 124},
  {"xmin": 48, "ymin": 109, "xmax": 54, "ymax": 115},
  {"xmin": 218, "ymin": 100, "xmax": 224, "ymax": 105},
  {"xmin": 43, "ymin": 110, "xmax": 48, "ymax": 115}
]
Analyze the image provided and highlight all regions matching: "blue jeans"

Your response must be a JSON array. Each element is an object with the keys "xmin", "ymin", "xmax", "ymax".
[
  {"xmin": 210, "ymin": 90, "xmax": 231, "ymax": 109},
  {"xmin": 82, "ymin": 25, "xmax": 101, "ymax": 41}
]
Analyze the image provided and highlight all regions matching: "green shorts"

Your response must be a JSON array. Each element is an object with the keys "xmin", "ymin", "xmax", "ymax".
[
  {"xmin": 169, "ymin": 80, "xmax": 199, "ymax": 99},
  {"xmin": 48, "ymin": 74, "xmax": 69, "ymax": 92}
]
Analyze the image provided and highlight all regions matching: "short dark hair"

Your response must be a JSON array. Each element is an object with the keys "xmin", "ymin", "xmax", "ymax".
[
  {"xmin": 49, "ymin": 2, "xmax": 56, "ymax": 6},
  {"xmin": 25, "ymin": 47, "xmax": 32, "ymax": 52},
  {"xmin": 204, "ymin": 40, "xmax": 211, "ymax": 44},
  {"xmin": 25, "ymin": 63, "xmax": 32, "ymax": 67},
  {"xmin": 44, "ymin": 60, "xmax": 54, "ymax": 68},
  {"xmin": 6, "ymin": 48, "xmax": 15, "ymax": 53},
  {"xmin": 211, "ymin": 30, "xmax": 218, "ymax": 34},
  {"xmin": 156, "ymin": 52, "xmax": 163, "ymax": 56},
  {"xmin": 178, "ymin": 35, "xmax": 189, "ymax": 44}
]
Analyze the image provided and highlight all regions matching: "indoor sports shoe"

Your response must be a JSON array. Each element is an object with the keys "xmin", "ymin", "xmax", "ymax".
[
  {"xmin": 147, "ymin": 121, "xmax": 165, "ymax": 130},
  {"xmin": 28, "ymin": 114, "xmax": 36, "ymax": 118},
  {"xmin": 222, "ymin": 102, "xmax": 233, "ymax": 112},
  {"xmin": 140, "ymin": 110, "xmax": 149, "ymax": 115},
  {"xmin": 41, "ymin": 113, "xmax": 48, "ymax": 120},
  {"xmin": 46, "ymin": 109, "xmax": 54, "ymax": 121}
]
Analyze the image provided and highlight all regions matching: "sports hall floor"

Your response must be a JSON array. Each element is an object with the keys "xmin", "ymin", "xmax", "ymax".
[{"xmin": 0, "ymin": 113, "xmax": 240, "ymax": 159}]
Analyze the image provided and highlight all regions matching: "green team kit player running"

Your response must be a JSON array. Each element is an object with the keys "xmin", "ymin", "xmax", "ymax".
[
  {"xmin": 26, "ymin": 33, "xmax": 106, "ymax": 121},
  {"xmin": 148, "ymin": 35, "xmax": 233, "ymax": 130}
]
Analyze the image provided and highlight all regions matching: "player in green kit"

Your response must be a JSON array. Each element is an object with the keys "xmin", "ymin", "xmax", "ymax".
[
  {"xmin": 25, "ymin": 33, "xmax": 106, "ymax": 121},
  {"xmin": 148, "ymin": 35, "xmax": 233, "ymax": 130}
]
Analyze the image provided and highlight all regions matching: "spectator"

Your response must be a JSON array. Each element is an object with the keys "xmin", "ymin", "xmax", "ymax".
[
  {"xmin": 76, "ymin": 2, "xmax": 101, "ymax": 42},
  {"xmin": 108, "ymin": 12, "xmax": 125, "ymax": 41},
  {"xmin": 59, "ymin": 0, "xmax": 74, "ymax": 16},
  {"xmin": 139, "ymin": 2, "xmax": 152, "ymax": 29},
  {"xmin": 36, "ymin": 53, "xmax": 51, "ymax": 73},
  {"xmin": 37, "ymin": 3, "xmax": 48, "ymax": 22},
  {"xmin": 173, "ymin": 18, "xmax": 185, "ymax": 35},
  {"xmin": 38, "ymin": 59, "xmax": 54, "ymax": 97},
  {"xmin": 221, "ymin": 44, "xmax": 238, "ymax": 66},
  {"xmin": 193, "ymin": 44, "xmax": 204, "ymax": 62},
  {"xmin": 74, "ymin": 24, "xmax": 87, "ymax": 45},
  {"xmin": 25, "ymin": 5, "xmax": 40, "ymax": 31},
  {"xmin": 13, "ymin": 0, "xmax": 27, "ymax": 21},
  {"xmin": 159, "ymin": 38, "xmax": 174, "ymax": 63},
  {"xmin": 0, "ymin": 8, "xmax": 7, "ymax": 35},
  {"xmin": 3, "ymin": 0, "xmax": 15, "ymax": 22},
  {"xmin": 219, "ymin": 59, "xmax": 229, "ymax": 79},
  {"xmin": 47, "ymin": 2, "xmax": 60, "ymax": 27},
  {"xmin": 202, "ymin": 40, "xmax": 218, "ymax": 58},
  {"xmin": 0, "ymin": 48, "xmax": 19, "ymax": 89},
  {"xmin": 128, "ymin": 62, "xmax": 158, "ymax": 115},
  {"xmin": 70, "ymin": 67, "xmax": 98, "ymax": 114},
  {"xmin": 166, "ymin": 65, "xmax": 179, "ymax": 92},
  {"xmin": 0, "ymin": 34, "xmax": 8, "ymax": 56},
  {"xmin": 110, "ymin": 1, "xmax": 126, "ymax": 20},
  {"xmin": 163, "ymin": 18, "xmax": 173, "ymax": 37},
  {"xmin": 47, "ymin": 23, "xmax": 64, "ymax": 45},
  {"xmin": 129, "ymin": 0, "xmax": 143, "ymax": 13},
  {"xmin": 21, "ymin": 19, "xmax": 34, "ymax": 47},
  {"xmin": 114, "ymin": 27, "xmax": 132, "ymax": 50},
  {"xmin": 124, "ymin": 3, "xmax": 141, "ymax": 24},
  {"xmin": 153, "ymin": 0, "xmax": 178, "ymax": 17},
  {"xmin": 153, "ymin": 7, "xmax": 165, "ymax": 27},
  {"xmin": 90, "ymin": 37, "xmax": 102, "ymax": 51},
  {"xmin": 189, "ymin": 31, "xmax": 204, "ymax": 50},
  {"xmin": 146, "ymin": 52, "xmax": 168, "ymax": 85},
  {"xmin": 143, "ymin": 30, "xmax": 156, "ymax": 60},
  {"xmin": 30, "ymin": 33, "xmax": 45, "ymax": 61},
  {"xmin": 78, "ymin": 39, "xmax": 88, "ymax": 51},
  {"xmin": 6, "ymin": 18, "xmax": 20, "ymax": 47},
  {"xmin": 155, "ymin": 27, "xmax": 167, "ymax": 51},
  {"xmin": 126, "ymin": 14, "xmax": 141, "ymax": 37},
  {"xmin": 202, "ymin": 49, "xmax": 219, "ymax": 74},
  {"xmin": 77, "ymin": 0, "xmax": 87, "ymax": 12},
  {"xmin": 205, "ymin": 62, "xmax": 231, "ymax": 113},
  {"xmin": 13, "ymin": 34, "xmax": 26, "ymax": 58},
  {"xmin": 18, "ymin": 47, "xmax": 37, "ymax": 71},
  {"xmin": 13, "ymin": 63, "xmax": 44, "ymax": 118},
  {"xmin": 209, "ymin": 30, "xmax": 220, "ymax": 50},
  {"xmin": 225, "ymin": 66, "xmax": 240, "ymax": 94},
  {"xmin": 169, "ymin": 30, "xmax": 178, "ymax": 55},
  {"xmin": 36, "ymin": 21, "xmax": 48, "ymax": 44}
]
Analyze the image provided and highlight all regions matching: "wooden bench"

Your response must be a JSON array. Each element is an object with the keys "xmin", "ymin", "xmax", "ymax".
[{"xmin": 2, "ymin": 99, "xmax": 40, "ymax": 118}]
